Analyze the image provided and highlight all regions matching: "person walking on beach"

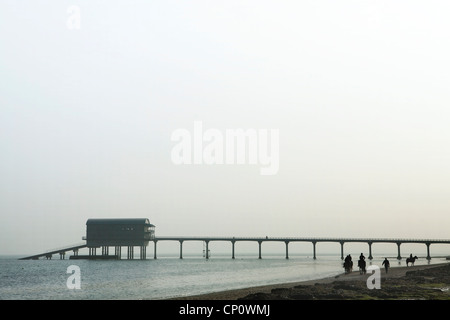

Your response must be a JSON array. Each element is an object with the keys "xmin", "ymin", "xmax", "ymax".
[{"xmin": 382, "ymin": 258, "xmax": 390, "ymax": 273}]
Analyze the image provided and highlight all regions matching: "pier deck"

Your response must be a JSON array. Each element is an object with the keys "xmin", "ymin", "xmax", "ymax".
[{"xmin": 19, "ymin": 237, "xmax": 450, "ymax": 261}]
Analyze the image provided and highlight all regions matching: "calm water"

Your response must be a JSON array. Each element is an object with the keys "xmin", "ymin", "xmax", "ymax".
[{"xmin": 0, "ymin": 253, "xmax": 447, "ymax": 300}]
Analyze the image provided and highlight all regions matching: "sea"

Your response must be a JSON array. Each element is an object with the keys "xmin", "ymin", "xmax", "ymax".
[{"xmin": 0, "ymin": 253, "xmax": 448, "ymax": 300}]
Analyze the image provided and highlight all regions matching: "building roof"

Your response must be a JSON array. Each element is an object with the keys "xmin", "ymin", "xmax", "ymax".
[{"xmin": 86, "ymin": 218, "xmax": 154, "ymax": 226}]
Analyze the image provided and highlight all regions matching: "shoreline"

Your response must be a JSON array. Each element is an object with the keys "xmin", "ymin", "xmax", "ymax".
[{"xmin": 170, "ymin": 262, "xmax": 450, "ymax": 300}]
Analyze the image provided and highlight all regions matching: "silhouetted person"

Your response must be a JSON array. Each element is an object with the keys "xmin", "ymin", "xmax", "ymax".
[
  {"xmin": 359, "ymin": 252, "xmax": 365, "ymax": 261},
  {"xmin": 344, "ymin": 254, "xmax": 353, "ymax": 273},
  {"xmin": 410, "ymin": 253, "xmax": 413, "ymax": 259},
  {"xmin": 382, "ymin": 258, "xmax": 390, "ymax": 273}
]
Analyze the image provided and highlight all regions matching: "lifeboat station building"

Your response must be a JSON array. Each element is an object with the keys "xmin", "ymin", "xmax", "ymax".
[{"xmin": 84, "ymin": 218, "xmax": 155, "ymax": 259}]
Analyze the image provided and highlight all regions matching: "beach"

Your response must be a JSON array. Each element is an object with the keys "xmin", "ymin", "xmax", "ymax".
[{"xmin": 172, "ymin": 262, "xmax": 450, "ymax": 300}]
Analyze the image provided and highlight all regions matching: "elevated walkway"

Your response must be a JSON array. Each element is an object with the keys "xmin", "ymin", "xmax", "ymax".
[{"xmin": 19, "ymin": 243, "xmax": 87, "ymax": 260}]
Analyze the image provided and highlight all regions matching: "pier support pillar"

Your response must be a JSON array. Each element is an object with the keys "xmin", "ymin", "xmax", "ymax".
[
  {"xmin": 396, "ymin": 242, "xmax": 402, "ymax": 260},
  {"xmin": 312, "ymin": 241, "xmax": 317, "ymax": 260},
  {"xmin": 140, "ymin": 246, "xmax": 146, "ymax": 260},
  {"xmin": 340, "ymin": 242, "xmax": 344, "ymax": 260},
  {"xmin": 59, "ymin": 252, "xmax": 65, "ymax": 260},
  {"xmin": 153, "ymin": 241, "xmax": 157, "ymax": 259},
  {"xmin": 205, "ymin": 241, "xmax": 209, "ymax": 260},
  {"xmin": 73, "ymin": 249, "xmax": 78, "ymax": 257},
  {"xmin": 102, "ymin": 246, "xmax": 109, "ymax": 256},
  {"xmin": 258, "ymin": 241, "xmax": 262, "ymax": 259},
  {"xmin": 231, "ymin": 240, "xmax": 235, "ymax": 259},
  {"xmin": 115, "ymin": 246, "xmax": 121, "ymax": 259},
  {"xmin": 368, "ymin": 242, "xmax": 373, "ymax": 260},
  {"xmin": 179, "ymin": 240, "xmax": 183, "ymax": 259},
  {"xmin": 127, "ymin": 246, "xmax": 134, "ymax": 260},
  {"xmin": 426, "ymin": 243, "xmax": 431, "ymax": 260},
  {"xmin": 285, "ymin": 241, "xmax": 289, "ymax": 259}
]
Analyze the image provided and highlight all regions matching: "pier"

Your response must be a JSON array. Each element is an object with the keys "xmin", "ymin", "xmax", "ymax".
[
  {"xmin": 18, "ymin": 218, "xmax": 450, "ymax": 261},
  {"xmin": 19, "ymin": 236, "xmax": 450, "ymax": 261},
  {"xmin": 152, "ymin": 236, "xmax": 450, "ymax": 261}
]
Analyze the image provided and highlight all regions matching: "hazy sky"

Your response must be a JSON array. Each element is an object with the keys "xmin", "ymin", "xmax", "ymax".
[{"xmin": 1, "ymin": 1, "xmax": 450, "ymax": 255}]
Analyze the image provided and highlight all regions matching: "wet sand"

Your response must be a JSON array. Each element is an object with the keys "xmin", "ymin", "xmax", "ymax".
[{"xmin": 171, "ymin": 262, "xmax": 450, "ymax": 300}]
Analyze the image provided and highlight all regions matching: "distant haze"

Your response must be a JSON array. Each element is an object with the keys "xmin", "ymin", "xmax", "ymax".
[{"xmin": 1, "ymin": 1, "xmax": 450, "ymax": 255}]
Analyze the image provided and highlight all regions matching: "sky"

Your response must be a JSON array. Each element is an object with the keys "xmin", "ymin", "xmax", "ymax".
[{"xmin": 1, "ymin": 1, "xmax": 450, "ymax": 256}]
